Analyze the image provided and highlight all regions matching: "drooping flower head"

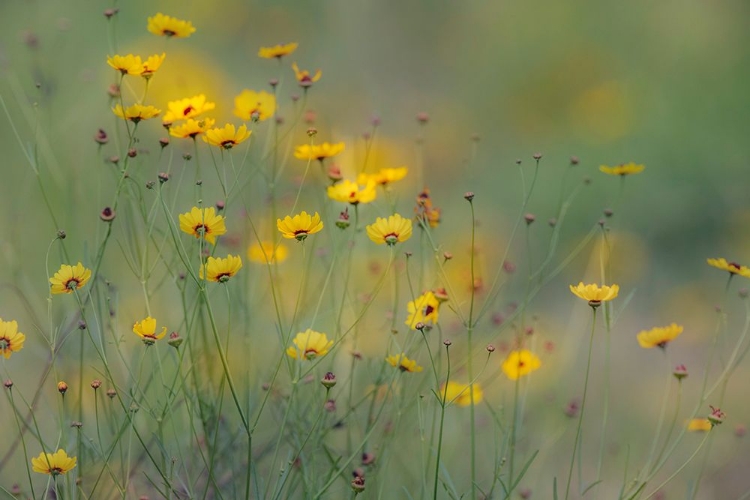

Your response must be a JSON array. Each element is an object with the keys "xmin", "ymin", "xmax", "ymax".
[
  {"xmin": 248, "ymin": 242, "xmax": 289, "ymax": 264},
  {"xmin": 50, "ymin": 263, "xmax": 92, "ymax": 295},
  {"xmin": 163, "ymin": 95, "xmax": 216, "ymax": 125},
  {"xmin": 203, "ymin": 124, "xmax": 251, "ymax": 149},
  {"xmin": 327, "ymin": 179, "xmax": 377, "ymax": 205},
  {"xmin": 599, "ymin": 162, "xmax": 645, "ymax": 176},
  {"xmin": 258, "ymin": 42, "xmax": 298, "ymax": 59},
  {"xmin": 0, "ymin": 318, "xmax": 25, "ymax": 359},
  {"xmin": 569, "ymin": 282, "xmax": 619, "ymax": 308},
  {"xmin": 147, "ymin": 13, "xmax": 196, "ymax": 38},
  {"xmin": 233, "ymin": 89, "xmax": 276, "ymax": 122},
  {"xmin": 386, "ymin": 353, "xmax": 423, "ymax": 373},
  {"xmin": 707, "ymin": 258, "xmax": 750, "ymax": 279},
  {"xmin": 637, "ymin": 323, "xmax": 684, "ymax": 349},
  {"xmin": 405, "ymin": 291, "xmax": 440, "ymax": 329},
  {"xmin": 286, "ymin": 329, "xmax": 334, "ymax": 360},
  {"xmin": 294, "ymin": 142, "xmax": 345, "ymax": 161},
  {"xmin": 291, "ymin": 62, "xmax": 322, "ymax": 87},
  {"xmin": 169, "ymin": 118, "xmax": 216, "ymax": 139},
  {"xmin": 366, "ymin": 214, "xmax": 412, "ymax": 246},
  {"xmin": 441, "ymin": 381, "xmax": 483, "ymax": 407},
  {"xmin": 179, "ymin": 207, "xmax": 226, "ymax": 245},
  {"xmin": 200, "ymin": 255, "xmax": 243, "ymax": 283},
  {"xmin": 112, "ymin": 104, "xmax": 161, "ymax": 123},
  {"xmin": 277, "ymin": 211, "xmax": 324, "ymax": 241},
  {"xmin": 133, "ymin": 316, "xmax": 167, "ymax": 345},
  {"xmin": 502, "ymin": 349, "xmax": 542, "ymax": 380},
  {"xmin": 31, "ymin": 449, "xmax": 77, "ymax": 476}
]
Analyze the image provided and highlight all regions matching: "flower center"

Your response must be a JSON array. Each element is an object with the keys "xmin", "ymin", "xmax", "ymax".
[
  {"xmin": 304, "ymin": 348, "xmax": 318, "ymax": 360},
  {"xmin": 65, "ymin": 278, "xmax": 81, "ymax": 291},
  {"xmin": 423, "ymin": 305, "xmax": 435, "ymax": 317},
  {"xmin": 728, "ymin": 262, "xmax": 741, "ymax": 273},
  {"xmin": 384, "ymin": 233, "xmax": 399, "ymax": 246},
  {"xmin": 164, "ymin": 30, "xmax": 177, "ymax": 37},
  {"xmin": 0, "ymin": 338, "xmax": 8, "ymax": 351},
  {"xmin": 194, "ymin": 225, "xmax": 208, "ymax": 236},
  {"xmin": 217, "ymin": 273, "xmax": 231, "ymax": 283},
  {"xmin": 221, "ymin": 140, "xmax": 236, "ymax": 149},
  {"xmin": 183, "ymin": 105, "xmax": 195, "ymax": 116}
]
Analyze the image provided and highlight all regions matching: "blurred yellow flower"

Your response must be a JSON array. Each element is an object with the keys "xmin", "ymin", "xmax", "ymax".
[
  {"xmin": 50, "ymin": 262, "xmax": 91, "ymax": 295},
  {"xmin": 179, "ymin": 207, "xmax": 226, "ymax": 245},
  {"xmin": 233, "ymin": 89, "xmax": 276, "ymax": 121},
  {"xmin": 140, "ymin": 53, "xmax": 166, "ymax": 78},
  {"xmin": 169, "ymin": 118, "xmax": 215, "ymax": 139},
  {"xmin": 200, "ymin": 255, "xmax": 243, "ymax": 283},
  {"xmin": 569, "ymin": 282, "xmax": 619, "ymax": 307},
  {"xmin": 286, "ymin": 329, "xmax": 333, "ymax": 360},
  {"xmin": 163, "ymin": 95, "xmax": 216, "ymax": 124},
  {"xmin": 133, "ymin": 316, "xmax": 167, "ymax": 345},
  {"xmin": 366, "ymin": 213, "xmax": 412, "ymax": 246},
  {"xmin": 203, "ymin": 124, "xmax": 251, "ymax": 149},
  {"xmin": 637, "ymin": 323, "xmax": 684, "ymax": 349},
  {"xmin": 502, "ymin": 349, "xmax": 542, "ymax": 380},
  {"xmin": 405, "ymin": 291, "xmax": 439, "ymax": 329},
  {"xmin": 248, "ymin": 241, "xmax": 288, "ymax": 264},
  {"xmin": 31, "ymin": 449, "xmax": 76, "ymax": 476},
  {"xmin": 687, "ymin": 419, "xmax": 712, "ymax": 432},
  {"xmin": 147, "ymin": 13, "xmax": 196, "ymax": 38},
  {"xmin": 0, "ymin": 318, "xmax": 25, "ymax": 359},
  {"xmin": 707, "ymin": 258, "xmax": 750, "ymax": 279},
  {"xmin": 441, "ymin": 381, "xmax": 483, "ymax": 407},
  {"xmin": 327, "ymin": 179, "xmax": 377, "ymax": 205},
  {"xmin": 386, "ymin": 353, "xmax": 423, "ymax": 373},
  {"xmin": 258, "ymin": 42, "xmax": 298, "ymax": 59},
  {"xmin": 106, "ymin": 54, "xmax": 143, "ymax": 75},
  {"xmin": 294, "ymin": 142, "xmax": 345, "ymax": 161},
  {"xmin": 112, "ymin": 104, "xmax": 161, "ymax": 123},
  {"xmin": 277, "ymin": 211, "xmax": 323, "ymax": 241},
  {"xmin": 599, "ymin": 162, "xmax": 645, "ymax": 176},
  {"xmin": 292, "ymin": 62, "xmax": 322, "ymax": 87},
  {"xmin": 363, "ymin": 167, "xmax": 408, "ymax": 186}
]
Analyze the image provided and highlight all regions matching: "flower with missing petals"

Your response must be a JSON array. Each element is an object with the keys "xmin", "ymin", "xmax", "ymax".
[
  {"xmin": 292, "ymin": 62, "xmax": 322, "ymax": 87},
  {"xmin": 132, "ymin": 317, "xmax": 167, "ymax": 345}
]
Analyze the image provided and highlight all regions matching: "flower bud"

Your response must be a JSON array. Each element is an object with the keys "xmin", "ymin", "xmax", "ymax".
[
  {"xmin": 673, "ymin": 364, "xmax": 688, "ymax": 380},
  {"xmin": 321, "ymin": 372, "xmax": 337, "ymax": 389},
  {"xmin": 57, "ymin": 381, "xmax": 68, "ymax": 394},
  {"xmin": 91, "ymin": 379, "xmax": 102, "ymax": 390},
  {"xmin": 168, "ymin": 331, "xmax": 183, "ymax": 349}
]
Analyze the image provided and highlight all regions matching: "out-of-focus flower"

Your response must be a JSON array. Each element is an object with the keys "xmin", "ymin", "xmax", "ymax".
[
  {"xmin": 248, "ymin": 242, "xmax": 288, "ymax": 264},
  {"xmin": 202, "ymin": 124, "xmax": 251, "ymax": 149},
  {"xmin": 0, "ymin": 319, "xmax": 25, "ymax": 359},
  {"xmin": 405, "ymin": 291, "xmax": 439, "ymax": 329},
  {"xmin": 169, "ymin": 118, "xmax": 215, "ymax": 139},
  {"xmin": 277, "ymin": 211, "xmax": 323, "ymax": 241},
  {"xmin": 179, "ymin": 207, "xmax": 226, "ymax": 245},
  {"xmin": 637, "ymin": 323, "xmax": 684, "ymax": 349},
  {"xmin": 687, "ymin": 419, "xmax": 712, "ymax": 432},
  {"xmin": 112, "ymin": 104, "xmax": 161, "ymax": 123},
  {"xmin": 707, "ymin": 258, "xmax": 750, "ymax": 279},
  {"xmin": 292, "ymin": 62, "xmax": 322, "ymax": 87},
  {"xmin": 327, "ymin": 179, "xmax": 377, "ymax": 205},
  {"xmin": 366, "ymin": 214, "xmax": 412, "ymax": 246},
  {"xmin": 599, "ymin": 162, "xmax": 645, "ymax": 176},
  {"xmin": 163, "ymin": 95, "xmax": 216, "ymax": 124},
  {"xmin": 233, "ymin": 89, "xmax": 276, "ymax": 121},
  {"xmin": 31, "ymin": 449, "xmax": 77, "ymax": 476},
  {"xmin": 414, "ymin": 188, "xmax": 441, "ymax": 228},
  {"xmin": 502, "ymin": 349, "xmax": 542, "ymax": 380},
  {"xmin": 294, "ymin": 142, "xmax": 345, "ymax": 161},
  {"xmin": 386, "ymin": 354, "xmax": 423, "ymax": 373},
  {"xmin": 147, "ymin": 13, "xmax": 195, "ymax": 38},
  {"xmin": 200, "ymin": 255, "xmax": 243, "ymax": 283},
  {"xmin": 569, "ymin": 282, "xmax": 619, "ymax": 307},
  {"xmin": 359, "ymin": 167, "xmax": 408, "ymax": 186},
  {"xmin": 258, "ymin": 42, "xmax": 298, "ymax": 59},
  {"xmin": 133, "ymin": 316, "xmax": 167, "ymax": 345},
  {"xmin": 286, "ymin": 329, "xmax": 333, "ymax": 360},
  {"xmin": 441, "ymin": 381, "xmax": 483, "ymax": 407},
  {"xmin": 50, "ymin": 263, "xmax": 91, "ymax": 294}
]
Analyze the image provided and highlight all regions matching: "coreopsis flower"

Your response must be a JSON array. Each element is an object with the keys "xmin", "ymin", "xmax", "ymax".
[
  {"xmin": 112, "ymin": 104, "xmax": 161, "ymax": 123},
  {"xmin": 441, "ymin": 381, "xmax": 483, "ymax": 407},
  {"xmin": 163, "ymin": 95, "xmax": 216, "ymax": 124},
  {"xmin": 31, "ymin": 449, "xmax": 77, "ymax": 476},
  {"xmin": 179, "ymin": 207, "xmax": 226, "ymax": 245},
  {"xmin": 637, "ymin": 323, "xmax": 684, "ymax": 349},
  {"xmin": 202, "ymin": 124, "xmax": 251, "ymax": 149},
  {"xmin": 147, "ymin": 13, "xmax": 195, "ymax": 38},
  {"xmin": 294, "ymin": 142, "xmax": 345, "ymax": 161},
  {"xmin": 200, "ymin": 255, "xmax": 243, "ymax": 283},
  {"xmin": 247, "ymin": 241, "xmax": 289, "ymax": 264},
  {"xmin": 0, "ymin": 318, "xmax": 25, "ymax": 359},
  {"xmin": 291, "ymin": 62, "xmax": 322, "ymax": 87},
  {"xmin": 327, "ymin": 179, "xmax": 377, "ymax": 205},
  {"xmin": 366, "ymin": 167, "xmax": 408, "ymax": 186},
  {"xmin": 366, "ymin": 214, "xmax": 412, "ymax": 246},
  {"xmin": 386, "ymin": 353, "xmax": 423, "ymax": 373},
  {"xmin": 139, "ymin": 53, "xmax": 166, "ymax": 78},
  {"xmin": 286, "ymin": 329, "xmax": 334, "ymax": 360},
  {"xmin": 133, "ymin": 316, "xmax": 167, "ymax": 345},
  {"xmin": 169, "ymin": 118, "xmax": 215, "ymax": 139},
  {"xmin": 569, "ymin": 282, "xmax": 619, "ymax": 307},
  {"xmin": 405, "ymin": 291, "xmax": 440, "ymax": 329},
  {"xmin": 599, "ymin": 162, "xmax": 645, "ymax": 176},
  {"xmin": 501, "ymin": 349, "xmax": 542, "ymax": 380},
  {"xmin": 258, "ymin": 42, "xmax": 298, "ymax": 59},
  {"xmin": 687, "ymin": 418, "xmax": 712, "ymax": 432},
  {"xmin": 233, "ymin": 89, "xmax": 276, "ymax": 122},
  {"xmin": 50, "ymin": 263, "xmax": 92, "ymax": 295},
  {"xmin": 277, "ymin": 211, "xmax": 324, "ymax": 241},
  {"xmin": 707, "ymin": 258, "xmax": 750, "ymax": 279},
  {"xmin": 106, "ymin": 54, "xmax": 143, "ymax": 75}
]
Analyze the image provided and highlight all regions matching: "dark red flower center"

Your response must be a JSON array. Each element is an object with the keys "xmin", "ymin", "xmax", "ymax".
[{"xmin": 183, "ymin": 105, "xmax": 195, "ymax": 116}]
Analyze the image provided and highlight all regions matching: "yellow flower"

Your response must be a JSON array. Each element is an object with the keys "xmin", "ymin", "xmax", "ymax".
[
  {"xmin": 294, "ymin": 142, "xmax": 345, "ymax": 161},
  {"xmin": 202, "ymin": 124, "xmax": 251, "ymax": 149},
  {"xmin": 31, "ymin": 449, "xmax": 77, "ymax": 476},
  {"xmin": 139, "ymin": 53, "xmax": 166, "ymax": 78},
  {"xmin": 286, "ymin": 329, "xmax": 333, "ymax": 360},
  {"xmin": 277, "ymin": 211, "xmax": 324, "ymax": 241},
  {"xmin": 637, "ymin": 323, "xmax": 684, "ymax": 349},
  {"xmin": 599, "ymin": 162, "xmax": 645, "ymax": 176},
  {"xmin": 687, "ymin": 419, "xmax": 712, "ymax": 432},
  {"xmin": 106, "ymin": 54, "xmax": 143, "ymax": 75},
  {"xmin": 179, "ymin": 207, "xmax": 226, "ymax": 245},
  {"xmin": 50, "ymin": 262, "xmax": 92, "ymax": 295},
  {"xmin": 133, "ymin": 316, "xmax": 167, "ymax": 345},
  {"xmin": 258, "ymin": 42, "xmax": 299, "ymax": 59},
  {"xmin": 292, "ymin": 62, "xmax": 322, "ymax": 87},
  {"xmin": 0, "ymin": 318, "xmax": 25, "ymax": 359},
  {"xmin": 707, "ymin": 258, "xmax": 750, "ymax": 279},
  {"xmin": 366, "ymin": 167, "xmax": 408, "ymax": 186},
  {"xmin": 569, "ymin": 282, "xmax": 619, "ymax": 307},
  {"xmin": 248, "ymin": 242, "xmax": 289, "ymax": 264},
  {"xmin": 147, "ymin": 13, "xmax": 196, "ymax": 38},
  {"xmin": 405, "ymin": 291, "xmax": 440, "ymax": 329},
  {"xmin": 169, "ymin": 118, "xmax": 216, "ymax": 139},
  {"xmin": 233, "ymin": 89, "xmax": 276, "ymax": 122},
  {"xmin": 386, "ymin": 353, "xmax": 423, "ymax": 373},
  {"xmin": 366, "ymin": 213, "xmax": 412, "ymax": 246},
  {"xmin": 112, "ymin": 104, "xmax": 161, "ymax": 123},
  {"xmin": 200, "ymin": 255, "xmax": 243, "ymax": 283},
  {"xmin": 163, "ymin": 95, "xmax": 216, "ymax": 124},
  {"xmin": 441, "ymin": 381, "xmax": 483, "ymax": 407},
  {"xmin": 502, "ymin": 350, "xmax": 542, "ymax": 380},
  {"xmin": 327, "ymin": 179, "xmax": 377, "ymax": 205}
]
